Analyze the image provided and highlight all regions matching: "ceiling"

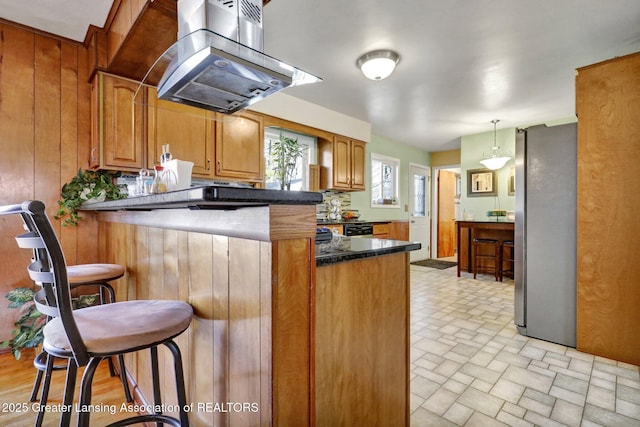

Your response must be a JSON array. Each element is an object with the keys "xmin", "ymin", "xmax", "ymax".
[{"xmin": 1, "ymin": 1, "xmax": 639, "ymax": 152}]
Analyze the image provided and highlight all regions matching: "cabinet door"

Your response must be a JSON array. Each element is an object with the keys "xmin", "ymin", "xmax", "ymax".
[
  {"xmin": 332, "ymin": 136, "xmax": 352, "ymax": 189},
  {"xmin": 101, "ymin": 74, "xmax": 144, "ymax": 170},
  {"xmin": 350, "ymin": 139, "xmax": 366, "ymax": 190},
  {"xmin": 147, "ymin": 87, "xmax": 214, "ymax": 176},
  {"xmin": 215, "ymin": 111, "xmax": 264, "ymax": 182}
]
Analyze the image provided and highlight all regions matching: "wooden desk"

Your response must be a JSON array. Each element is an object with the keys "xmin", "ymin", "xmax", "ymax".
[{"xmin": 456, "ymin": 221, "xmax": 515, "ymax": 276}]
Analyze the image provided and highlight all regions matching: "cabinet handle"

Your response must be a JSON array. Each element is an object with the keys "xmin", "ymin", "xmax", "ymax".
[
  {"xmin": 90, "ymin": 147, "xmax": 97, "ymax": 162},
  {"xmin": 207, "ymin": 159, "xmax": 211, "ymax": 171},
  {"xmin": 217, "ymin": 160, "xmax": 221, "ymax": 174}
]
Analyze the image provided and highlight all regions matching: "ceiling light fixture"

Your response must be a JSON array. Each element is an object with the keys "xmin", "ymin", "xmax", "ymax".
[
  {"xmin": 356, "ymin": 50, "xmax": 400, "ymax": 81},
  {"xmin": 480, "ymin": 119, "xmax": 511, "ymax": 170}
]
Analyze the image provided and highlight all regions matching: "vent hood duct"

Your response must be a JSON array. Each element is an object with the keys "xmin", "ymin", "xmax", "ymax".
[{"xmin": 153, "ymin": 0, "xmax": 322, "ymax": 115}]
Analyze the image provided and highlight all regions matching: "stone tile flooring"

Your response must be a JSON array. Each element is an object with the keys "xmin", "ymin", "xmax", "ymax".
[{"xmin": 409, "ymin": 265, "xmax": 640, "ymax": 427}]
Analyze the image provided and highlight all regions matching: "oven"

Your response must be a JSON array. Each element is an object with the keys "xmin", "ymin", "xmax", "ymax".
[{"xmin": 343, "ymin": 222, "xmax": 373, "ymax": 237}]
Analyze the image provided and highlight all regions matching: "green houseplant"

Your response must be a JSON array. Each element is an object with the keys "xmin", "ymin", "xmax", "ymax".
[
  {"xmin": 55, "ymin": 168, "xmax": 126, "ymax": 226},
  {"xmin": 1, "ymin": 287, "xmax": 99, "ymax": 360},
  {"xmin": 268, "ymin": 135, "xmax": 305, "ymax": 190}
]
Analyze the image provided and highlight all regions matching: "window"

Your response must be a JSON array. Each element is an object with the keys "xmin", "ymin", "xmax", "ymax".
[
  {"xmin": 264, "ymin": 127, "xmax": 316, "ymax": 190},
  {"xmin": 371, "ymin": 153, "xmax": 400, "ymax": 208}
]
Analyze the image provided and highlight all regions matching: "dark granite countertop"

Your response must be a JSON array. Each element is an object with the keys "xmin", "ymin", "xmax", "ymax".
[
  {"xmin": 80, "ymin": 185, "xmax": 323, "ymax": 211},
  {"xmin": 315, "ymin": 235, "xmax": 421, "ymax": 266},
  {"xmin": 316, "ymin": 219, "xmax": 391, "ymax": 225}
]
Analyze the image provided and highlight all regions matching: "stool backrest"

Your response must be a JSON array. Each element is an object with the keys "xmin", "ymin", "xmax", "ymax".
[{"xmin": 0, "ymin": 201, "xmax": 89, "ymax": 365}]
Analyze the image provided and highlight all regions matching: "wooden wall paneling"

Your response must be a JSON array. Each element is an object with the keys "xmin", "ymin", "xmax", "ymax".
[
  {"xmin": 210, "ymin": 234, "xmax": 230, "ymax": 427},
  {"xmin": 174, "ymin": 230, "xmax": 191, "ymax": 415},
  {"xmin": 228, "ymin": 237, "xmax": 263, "ymax": 426},
  {"xmin": 259, "ymin": 241, "xmax": 273, "ymax": 426},
  {"xmin": 58, "ymin": 42, "xmax": 80, "ymax": 263},
  {"xmin": 187, "ymin": 231, "xmax": 216, "ymax": 427},
  {"xmin": 576, "ymin": 52, "xmax": 640, "ymax": 366},
  {"xmin": 34, "ymin": 36, "xmax": 62, "ymax": 219},
  {"xmin": 271, "ymin": 238, "xmax": 313, "ymax": 426},
  {"xmin": 160, "ymin": 228, "xmax": 180, "ymax": 415},
  {"xmin": 0, "ymin": 25, "xmax": 36, "ymax": 342}
]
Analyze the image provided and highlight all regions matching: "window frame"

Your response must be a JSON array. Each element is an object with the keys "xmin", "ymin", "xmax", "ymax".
[{"xmin": 370, "ymin": 153, "xmax": 401, "ymax": 209}]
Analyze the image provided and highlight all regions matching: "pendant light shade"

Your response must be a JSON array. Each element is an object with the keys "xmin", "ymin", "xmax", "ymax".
[
  {"xmin": 480, "ymin": 120, "xmax": 511, "ymax": 170},
  {"xmin": 356, "ymin": 50, "xmax": 400, "ymax": 81}
]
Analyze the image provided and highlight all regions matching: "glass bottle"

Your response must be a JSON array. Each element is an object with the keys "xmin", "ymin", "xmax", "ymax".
[{"xmin": 151, "ymin": 165, "xmax": 167, "ymax": 193}]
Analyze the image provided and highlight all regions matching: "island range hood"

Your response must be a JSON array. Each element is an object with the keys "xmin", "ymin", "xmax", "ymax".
[{"xmin": 154, "ymin": 0, "xmax": 321, "ymax": 114}]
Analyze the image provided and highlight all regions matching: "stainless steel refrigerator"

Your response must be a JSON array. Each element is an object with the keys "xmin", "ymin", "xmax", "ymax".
[{"xmin": 514, "ymin": 123, "xmax": 576, "ymax": 347}]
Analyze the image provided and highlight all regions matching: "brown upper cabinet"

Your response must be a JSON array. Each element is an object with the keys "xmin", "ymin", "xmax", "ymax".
[
  {"xmin": 215, "ymin": 111, "xmax": 264, "ymax": 182},
  {"xmin": 318, "ymin": 136, "xmax": 366, "ymax": 191},
  {"xmin": 146, "ymin": 87, "xmax": 215, "ymax": 176},
  {"xmin": 91, "ymin": 73, "xmax": 144, "ymax": 171},
  {"xmin": 93, "ymin": 73, "xmax": 265, "ymax": 184}
]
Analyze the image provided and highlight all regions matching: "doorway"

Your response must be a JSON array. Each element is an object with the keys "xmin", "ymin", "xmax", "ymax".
[
  {"xmin": 409, "ymin": 164, "xmax": 430, "ymax": 261},
  {"xmin": 431, "ymin": 166, "xmax": 461, "ymax": 259}
]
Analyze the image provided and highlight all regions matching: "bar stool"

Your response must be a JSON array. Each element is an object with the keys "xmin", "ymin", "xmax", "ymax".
[
  {"xmin": 2, "ymin": 200, "xmax": 192, "ymax": 427},
  {"xmin": 500, "ymin": 240, "xmax": 515, "ymax": 281},
  {"xmin": 29, "ymin": 264, "xmax": 133, "ymax": 427},
  {"xmin": 472, "ymin": 238, "xmax": 500, "ymax": 280}
]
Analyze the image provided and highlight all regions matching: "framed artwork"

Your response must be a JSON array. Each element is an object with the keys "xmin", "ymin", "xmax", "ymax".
[{"xmin": 467, "ymin": 168, "xmax": 497, "ymax": 197}]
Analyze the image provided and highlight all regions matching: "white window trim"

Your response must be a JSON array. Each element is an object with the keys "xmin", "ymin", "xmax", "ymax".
[{"xmin": 370, "ymin": 153, "xmax": 401, "ymax": 209}]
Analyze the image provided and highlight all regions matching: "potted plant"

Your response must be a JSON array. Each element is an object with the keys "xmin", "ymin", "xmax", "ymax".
[
  {"xmin": 55, "ymin": 168, "xmax": 126, "ymax": 226},
  {"xmin": 268, "ymin": 135, "xmax": 305, "ymax": 190},
  {"xmin": 1, "ymin": 287, "xmax": 99, "ymax": 360}
]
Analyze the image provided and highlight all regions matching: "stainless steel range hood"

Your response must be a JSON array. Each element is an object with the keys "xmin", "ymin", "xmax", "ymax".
[{"xmin": 153, "ymin": 0, "xmax": 321, "ymax": 115}]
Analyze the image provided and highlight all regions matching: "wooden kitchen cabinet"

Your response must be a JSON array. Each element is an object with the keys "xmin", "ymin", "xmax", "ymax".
[
  {"xmin": 146, "ymin": 87, "xmax": 215, "ymax": 176},
  {"xmin": 92, "ymin": 72, "xmax": 144, "ymax": 171},
  {"xmin": 318, "ymin": 136, "xmax": 366, "ymax": 191},
  {"xmin": 215, "ymin": 111, "xmax": 264, "ymax": 182},
  {"xmin": 373, "ymin": 223, "xmax": 390, "ymax": 239},
  {"xmin": 575, "ymin": 51, "xmax": 640, "ymax": 366}
]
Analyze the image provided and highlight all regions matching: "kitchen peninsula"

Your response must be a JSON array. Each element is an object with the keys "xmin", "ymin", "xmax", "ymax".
[{"xmin": 84, "ymin": 186, "xmax": 419, "ymax": 426}]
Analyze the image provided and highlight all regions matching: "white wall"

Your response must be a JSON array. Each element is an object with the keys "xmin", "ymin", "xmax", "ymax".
[
  {"xmin": 460, "ymin": 127, "xmax": 516, "ymax": 220},
  {"xmin": 249, "ymin": 92, "xmax": 372, "ymax": 142}
]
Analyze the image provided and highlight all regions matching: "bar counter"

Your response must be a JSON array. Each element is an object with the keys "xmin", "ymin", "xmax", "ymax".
[
  {"xmin": 84, "ymin": 187, "xmax": 418, "ymax": 426},
  {"xmin": 456, "ymin": 220, "xmax": 515, "ymax": 276}
]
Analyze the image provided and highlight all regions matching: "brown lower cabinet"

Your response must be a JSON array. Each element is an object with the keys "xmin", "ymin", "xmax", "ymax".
[{"xmin": 316, "ymin": 253, "xmax": 409, "ymax": 427}]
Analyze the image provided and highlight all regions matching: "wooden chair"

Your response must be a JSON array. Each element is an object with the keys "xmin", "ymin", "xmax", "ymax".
[
  {"xmin": 1, "ymin": 201, "xmax": 192, "ymax": 427},
  {"xmin": 472, "ymin": 238, "xmax": 500, "ymax": 281},
  {"xmin": 500, "ymin": 240, "xmax": 515, "ymax": 281}
]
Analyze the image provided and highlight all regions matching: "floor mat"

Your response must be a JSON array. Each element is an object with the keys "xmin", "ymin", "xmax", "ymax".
[{"xmin": 410, "ymin": 259, "xmax": 457, "ymax": 269}]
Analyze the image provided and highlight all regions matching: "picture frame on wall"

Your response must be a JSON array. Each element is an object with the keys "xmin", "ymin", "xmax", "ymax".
[{"xmin": 467, "ymin": 168, "xmax": 497, "ymax": 197}]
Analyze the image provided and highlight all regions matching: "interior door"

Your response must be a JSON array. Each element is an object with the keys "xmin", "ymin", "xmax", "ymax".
[
  {"xmin": 437, "ymin": 170, "xmax": 457, "ymax": 258},
  {"xmin": 409, "ymin": 164, "xmax": 430, "ymax": 261}
]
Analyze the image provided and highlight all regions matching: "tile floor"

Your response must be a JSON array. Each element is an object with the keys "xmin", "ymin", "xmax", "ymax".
[{"xmin": 409, "ymin": 265, "xmax": 640, "ymax": 427}]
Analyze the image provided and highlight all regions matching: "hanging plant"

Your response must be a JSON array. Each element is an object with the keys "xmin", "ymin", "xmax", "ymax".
[{"xmin": 55, "ymin": 168, "xmax": 126, "ymax": 226}]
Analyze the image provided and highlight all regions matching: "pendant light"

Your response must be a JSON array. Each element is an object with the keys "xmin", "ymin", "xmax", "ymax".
[
  {"xmin": 480, "ymin": 119, "xmax": 511, "ymax": 170},
  {"xmin": 356, "ymin": 50, "xmax": 400, "ymax": 81}
]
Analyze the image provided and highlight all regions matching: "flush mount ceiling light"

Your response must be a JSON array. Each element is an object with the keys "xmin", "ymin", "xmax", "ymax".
[
  {"xmin": 356, "ymin": 50, "xmax": 400, "ymax": 81},
  {"xmin": 480, "ymin": 119, "xmax": 511, "ymax": 170}
]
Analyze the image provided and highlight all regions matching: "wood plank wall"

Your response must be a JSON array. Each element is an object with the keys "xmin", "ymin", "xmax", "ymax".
[
  {"xmin": 100, "ymin": 221, "xmax": 275, "ymax": 426},
  {"xmin": 0, "ymin": 23, "xmax": 97, "ymax": 343}
]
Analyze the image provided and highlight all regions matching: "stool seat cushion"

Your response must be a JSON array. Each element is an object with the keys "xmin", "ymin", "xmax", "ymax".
[
  {"xmin": 43, "ymin": 300, "xmax": 193, "ymax": 356},
  {"xmin": 66, "ymin": 263, "xmax": 125, "ymax": 284}
]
